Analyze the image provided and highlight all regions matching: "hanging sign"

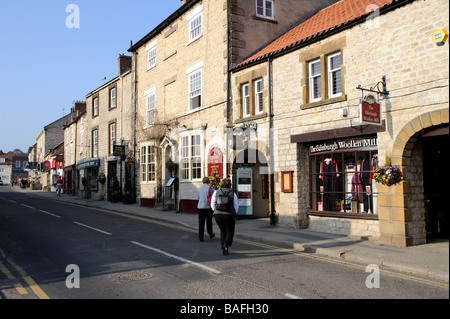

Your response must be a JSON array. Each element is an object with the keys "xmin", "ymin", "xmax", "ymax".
[{"xmin": 360, "ymin": 94, "xmax": 382, "ymax": 126}]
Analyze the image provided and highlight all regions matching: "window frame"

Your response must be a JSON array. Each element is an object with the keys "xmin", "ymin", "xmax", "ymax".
[
  {"xmin": 188, "ymin": 68, "xmax": 202, "ymax": 111},
  {"xmin": 92, "ymin": 96, "xmax": 99, "ymax": 117},
  {"xmin": 254, "ymin": 79, "xmax": 264, "ymax": 115},
  {"xmin": 179, "ymin": 133, "xmax": 202, "ymax": 182},
  {"xmin": 92, "ymin": 129, "xmax": 98, "ymax": 158},
  {"xmin": 146, "ymin": 91, "xmax": 156, "ymax": 126},
  {"xmin": 256, "ymin": 0, "xmax": 274, "ymax": 20},
  {"xmin": 147, "ymin": 46, "xmax": 157, "ymax": 70},
  {"xmin": 327, "ymin": 52, "xmax": 342, "ymax": 99},
  {"xmin": 109, "ymin": 87, "xmax": 117, "ymax": 109},
  {"xmin": 109, "ymin": 122, "xmax": 116, "ymax": 155},
  {"xmin": 140, "ymin": 144, "xmax": 156, "ymax": 183},
  {"xmin": 308, "ymin": 59, "xmax": 322, "ymax": 103},
  {"xmin": 242, "ymin": 83, "xmax": 250, "ymax": 118},
  {"xmin": 188, "ymin": 11, "xmax": 202, "ymax": 44}
]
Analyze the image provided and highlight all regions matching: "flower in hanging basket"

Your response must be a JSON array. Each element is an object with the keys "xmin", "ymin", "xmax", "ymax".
[
  {"xmin": 374, "ymin": 165, "xmax": 403, "ymax": 186},
  {"xmin": 125, "ymin": 152, "xmax": 135, "ymax": 165},
  {"xmin": 97, "ymin": 172, "xmax": 106, "ymax": 184}
]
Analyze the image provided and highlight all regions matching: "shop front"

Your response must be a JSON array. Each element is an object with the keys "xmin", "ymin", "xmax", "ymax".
[
  {"xmin": 76, "ymin": 158, "xmax": 100, "ymax": 199},
  {"xmin": 291, "ymin": 123, "xmax": 385, "ymax": 239}
]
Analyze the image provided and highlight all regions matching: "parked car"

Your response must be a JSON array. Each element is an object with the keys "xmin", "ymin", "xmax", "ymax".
[{"xmin": 0, "ymin": 180, "xmax": 3, "ymax": 185}]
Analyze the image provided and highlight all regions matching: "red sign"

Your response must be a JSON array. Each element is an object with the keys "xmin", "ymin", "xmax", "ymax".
[
  {"xmin": 207, "ymin": 147, "xmax": 223, "ymax": 178},
  {"xmin": 360, "ymin": 95, "xmax": 382, "ymax": 125},
  {"xmin": 43, "ymin": 161, "xmax": 51, "ymax": 171}
]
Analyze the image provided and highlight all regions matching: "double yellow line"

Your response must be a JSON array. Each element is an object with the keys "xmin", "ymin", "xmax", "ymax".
[{"xmin": 0, "ymin": 248, "xmax": 50, "ymax": 299}]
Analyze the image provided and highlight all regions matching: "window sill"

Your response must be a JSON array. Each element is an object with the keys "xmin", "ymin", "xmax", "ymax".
[
  {"xmin": 186, "ymin": 34, "xmax": 203, "ymax": 46},
  {"xmin": 235, "ymin": 112, "xmax": 268, "ymax": 124},
  {"xmin": 301, "ymin": 94, "xmax": 347, "ymax": 110},
  {"xmin": 307, "ymin": 210, "xmax": 378, "ymax": 220},
  {"xmin": 253, "ymin": 15, "xmax": 277, "ymax": 24}
]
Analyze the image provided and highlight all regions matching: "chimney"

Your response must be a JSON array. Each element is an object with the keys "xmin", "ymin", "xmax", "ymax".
[{"xmin": 118, "ymin": 54, "xmax": 132, "ymax": 76}]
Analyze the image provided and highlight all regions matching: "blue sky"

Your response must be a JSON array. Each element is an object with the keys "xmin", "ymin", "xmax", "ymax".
[{"xmin": 0, "ymin": 0, "xmax": 181, "ymax": 153}]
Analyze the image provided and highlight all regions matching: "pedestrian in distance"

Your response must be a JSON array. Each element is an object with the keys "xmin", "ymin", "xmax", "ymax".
[
  {"xmin": 56, "ymin": 177, "xmax": 63, "ymax": 196},
  {"xmin": 210, "ymin": 178, "xmax": 239, "ymax": 255},
  {"xmin": 197, "ymin": 177, "xmax": 215, "ymax": 241}
]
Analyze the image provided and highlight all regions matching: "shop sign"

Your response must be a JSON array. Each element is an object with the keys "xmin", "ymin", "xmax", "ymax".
[
  {"xmin": 42, "ymin": 161, "xmax": 51, "ymax": 171},
  {"xmin": 207, "ymin": 147, "xmax": 223, "ymax": 178},
  {"xmin": 113, "ymin": 145, "xmax": 125, "ymax": 157},
  {"xmin": 433, "ymin": 29, "xmax": 448, "ymax": 46},
  {"xmin": 76, "ymin": 159, "xmax": 100, "ymax": 170},
  {"xmin": 309, "ymin": 137, "xmax": 377, "ymax": 155},
  {"xmin": 360, "ymin": 94, "xmax": 382, "ymax": 126}
]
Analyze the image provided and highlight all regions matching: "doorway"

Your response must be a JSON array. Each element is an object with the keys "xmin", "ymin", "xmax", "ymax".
[{"xmin": 422, "ymin": 131, "xmax": 449, "ymax": 240}]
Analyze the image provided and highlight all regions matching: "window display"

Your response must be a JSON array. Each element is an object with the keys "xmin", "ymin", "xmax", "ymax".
[{"xmin": 309, "ymin": 137, "xmax": 378, "ymax": 216}]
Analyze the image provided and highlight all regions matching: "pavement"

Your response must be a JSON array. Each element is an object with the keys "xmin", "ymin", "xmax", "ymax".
[{"xmin": 8, "ymin": 187, "xmax": 450, "ymax": 283}]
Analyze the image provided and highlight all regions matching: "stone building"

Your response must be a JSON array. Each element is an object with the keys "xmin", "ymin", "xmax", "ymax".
[
  {"xmin": 128, "ymin": 0, "xmax": 339, "ymax": 212},
  {"xmin": 76, "ymin": 55, "xmax": 133, "ymax": 201},
  {"xmin": 230, "ymin": 0, "xmax": 449, "ymax": 246}
]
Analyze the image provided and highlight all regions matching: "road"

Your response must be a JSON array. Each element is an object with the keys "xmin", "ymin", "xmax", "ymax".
[{"xmin": 0, "ymin": 187, "xmax": 448, "ymax": 304}]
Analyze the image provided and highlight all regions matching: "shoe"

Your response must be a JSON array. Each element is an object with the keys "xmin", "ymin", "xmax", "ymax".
[
  {"xmin": 199, "ymin": 238, "xmax": 204, "ymax": 242},
  {"xmin": 222, "ymin": 246, "xmax": 229, "ymax": 255},
  {"xmin": 209, "ymin": 234, "xmax": 215, "ymax": 239}
]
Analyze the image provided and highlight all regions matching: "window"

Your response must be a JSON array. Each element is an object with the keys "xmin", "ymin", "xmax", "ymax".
[
  {"xmin": 255, "ymin": 79, "xmax": 263, "ymax": 114},
  {"xmin": 141, "ymin": 145, "xmax": 156, "ymax": 183},
  {"xmin": 109, "ymin": 87, "xmax": 116, "ymax": 109},
  {"xmin": 189, "ymin": 69, "xmax": 202, "ymax": 110},
  {"xmin": 146, "ymin": 92, "xmax": 156, "ymax": 126},
  {"xmin": 93, "ymin": 96, "xmax": 99, "ymax": 117},
  {"xmin": 242, "ymin": 83, "xmax": 250, "ymax": 117},
  {"xmin": 309, "ymin": 138, "xmax": 378, "ymax": 216},
  {"xmin": 92, "ymin": 129, "xmax": 98, "ymax": 157},
  {"xmin": 328, "ymin": 52, "xmax": 342, "ymax": 98},
  {"xmin": 180, "ymin": 134, "xmax": 202, "ymax": 181},
  {"xmin": 79, "ymin": 118, "xmax": 84, "ymax": 154},
  {"xmin": 146, "ymin": 41, "xmax": 157, "ymax": 70},
  {"xmin": 309, "ymin": 59, "xmax": 321, "ymax": 102},
  {"xmin": 109, "ymin": 122, "xmax": 116, "ymax": 154},
  {"xmin": 256, "ymin": 0, "xmax": 274, "ymax": 20},
  {"xmin": 188, "ymin": 12, "xmax": 202, "ymax": 43},
  {"xmin": 15, "ymin": 161, "xmax": 21, "ymax": 168}
]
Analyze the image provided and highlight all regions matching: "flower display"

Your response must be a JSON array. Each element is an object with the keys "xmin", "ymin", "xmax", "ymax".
[
  {"xmin": 97, "ymin": 172, "xmax": 106, "ymax": 184},
  {"xmin": 374, "ymin": 165, "xmax": 402, "ymax": 186},
  {"xmin": 208, "ymin": 170, "xmax": 220, "ymax": 190},
  {"xmin": 125, "ymin": 152, "xmax": 135, "ymax": 165}
]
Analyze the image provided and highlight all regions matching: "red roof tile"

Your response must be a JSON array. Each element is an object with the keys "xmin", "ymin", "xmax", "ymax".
[{"xmin": 232, "ymin": 0, "xmax": 400, "ymax": 69}]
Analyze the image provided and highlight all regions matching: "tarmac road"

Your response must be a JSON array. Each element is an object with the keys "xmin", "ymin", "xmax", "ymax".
[{"xmin": 0, "ymin": 188, "xmax": 448, "ymax": 301}]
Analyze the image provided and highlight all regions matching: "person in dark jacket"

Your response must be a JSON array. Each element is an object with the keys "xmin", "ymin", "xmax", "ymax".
[{"xmin": 210, "ymin": 178, "xmax": 239, "ymax": 255}]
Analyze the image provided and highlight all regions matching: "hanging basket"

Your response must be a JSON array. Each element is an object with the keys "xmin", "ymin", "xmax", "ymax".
[{"xmin": 374, "ymin": 165, "xmax": 403, "ymax": 186}]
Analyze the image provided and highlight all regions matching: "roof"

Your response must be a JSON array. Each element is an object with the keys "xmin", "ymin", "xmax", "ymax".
[{"xmin": 232, "ymin": 0, "xmax": 414, "ymax": 70}]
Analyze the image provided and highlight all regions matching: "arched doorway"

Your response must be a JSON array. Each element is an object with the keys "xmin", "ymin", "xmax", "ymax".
[{"xmin": 380, "ymin": 109, "xmax": 449, "ymax": 246}]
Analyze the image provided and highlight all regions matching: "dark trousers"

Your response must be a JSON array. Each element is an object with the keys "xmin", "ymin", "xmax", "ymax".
[
  {"xmin": 198, "ymin": 208, "xmax": 214, "ymax": 240},
  {"xmin": 214, "ymin": 214, "xmax": 236, "ymax": 248}
]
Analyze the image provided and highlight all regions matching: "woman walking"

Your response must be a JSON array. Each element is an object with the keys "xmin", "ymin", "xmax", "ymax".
[{"xmin": 210, "ymin": 178, "xmax": 238, "ymax": 255}]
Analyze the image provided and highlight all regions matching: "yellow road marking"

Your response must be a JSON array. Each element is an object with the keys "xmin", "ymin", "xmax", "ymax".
[{"xmin": 0, "ymin": 249, "xmax": 49, "ymax": 299}]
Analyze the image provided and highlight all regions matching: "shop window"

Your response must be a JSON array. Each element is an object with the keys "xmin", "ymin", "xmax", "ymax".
[{"xmin": 309, "ymin": 147, "xmax": 378, "ymax": 216}]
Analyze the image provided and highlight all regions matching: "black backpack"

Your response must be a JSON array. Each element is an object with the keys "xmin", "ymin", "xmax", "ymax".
[{"xmin": 216, "ymin": 189, "xmax": 234, "ymax": 212}]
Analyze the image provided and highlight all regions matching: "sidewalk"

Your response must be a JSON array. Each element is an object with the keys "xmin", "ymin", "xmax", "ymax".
[{"xmin": 14, "ymin": 188, "xmax": 449, "ymax": 282}]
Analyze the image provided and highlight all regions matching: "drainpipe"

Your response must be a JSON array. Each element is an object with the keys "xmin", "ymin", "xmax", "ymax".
[
  {"xmin": 268, "ymin": 57, "xmax": 276, "ymax": 226},
  {"xmin": 226, "ymin": 0, "xmax": 231, "ymax": 179},
  {"xmin": 131, "ymin": 41, "xmax": 138, "ymax": 203}
]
